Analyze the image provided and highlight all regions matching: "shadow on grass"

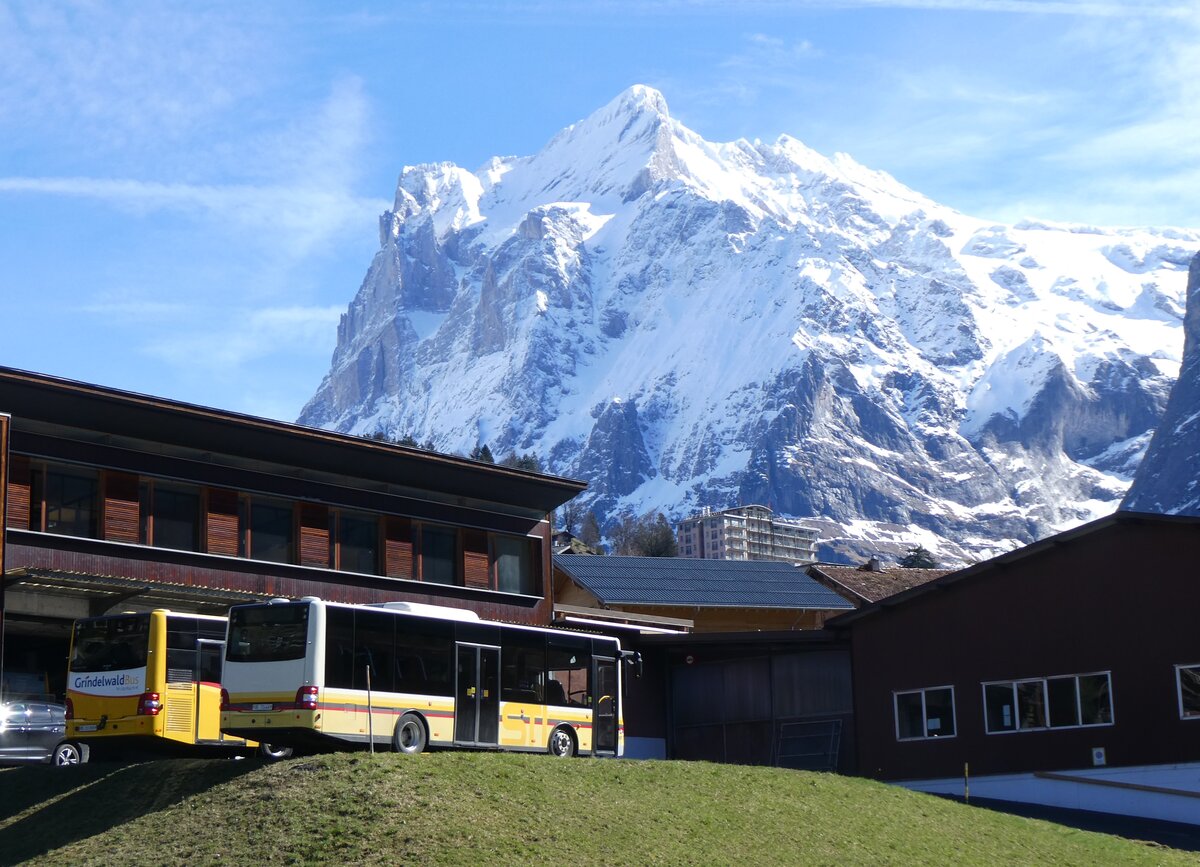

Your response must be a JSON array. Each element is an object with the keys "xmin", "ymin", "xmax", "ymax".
[
  {"xmin": 944, "ymin": 795, "xmax": 1200, "ymax": 853},
  {"xmin": 0, "ymin": 759, "xmax": 259, "ymax": 865}
]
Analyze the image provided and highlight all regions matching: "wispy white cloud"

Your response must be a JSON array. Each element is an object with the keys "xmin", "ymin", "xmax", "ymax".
[
  {"xmin": 409, "ymin": 0, "xmax": 1193, "ymax": 18},
  {"xmin": 0, "ymin": 69, "xmax": 386, "ymax": 263},
  {"xmin": 79, "ymin": 294, "xmax": 192, "ymax": 323},
  {"xmin": 721, "ymin": 33, "xmax": 822, "ymax": 69},
  {"xmin": 143, "ymin": 305, "xmax": 345, "ymax": 371},
  {"xmin": 803, "ymin": 0, "xmax": 1192, "ymax": 15},
  {"xmin": 0, "ymin": 2, "xmax": 272, "ymax": 153},
  {"xmin": 0, "ymin": 174, "xmax": 387, "ymax": 258},
  {"xmin": 687, "ymin": 0, "xmax": 1200, "ymax": 227}
]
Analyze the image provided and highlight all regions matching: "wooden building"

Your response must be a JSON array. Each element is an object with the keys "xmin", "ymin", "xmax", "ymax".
[
  {"xmin": 832, "ymin": 512, "xmax": 1200, "ymax": 783},
  {"xmin": 553, "ymin": 555, "xmax": 854, "ymax": 633},
  {"xmin": 643, "ymin": 629, "xmax": 856, "ymax": 771},
  {"xmin": 553, "ymin": 554, "xmax": 856, "ymax": 763},
  {"xmin": 0, "ymin": 367, "xmax": 584, "ymax": 699}
]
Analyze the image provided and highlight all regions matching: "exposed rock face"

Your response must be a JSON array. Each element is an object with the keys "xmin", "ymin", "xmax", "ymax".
[
  {"xmin": 299, "ymin": 86, "xmax": 1199, "ymax": 563},
  {"xmin": 1123, "ymin": 251, "xmax": 1200, "ymax": 514}
]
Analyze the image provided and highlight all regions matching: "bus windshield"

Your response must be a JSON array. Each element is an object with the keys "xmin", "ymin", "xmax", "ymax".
[
  {"xmin": 228, "ymin": 604, "xmax": 309, "ymax": 662},
  {"xmin": 70, "ymin": 615, "xmax": 150, "ymax": 672}
]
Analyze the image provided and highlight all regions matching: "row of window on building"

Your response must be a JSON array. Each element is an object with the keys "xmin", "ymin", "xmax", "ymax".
[
  {"xmin": 895, "ymin": 665, "xmax": 1200, "ymax": 741},
  {"xmin": 10, "ymin": 458, "xmax": 540, "ymax": 596}
]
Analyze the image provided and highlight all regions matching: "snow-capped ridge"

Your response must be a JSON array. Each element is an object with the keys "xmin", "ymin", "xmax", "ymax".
[{"xmin": 303, "ymin": 86, "xmax": 1194, "ymax": 562}]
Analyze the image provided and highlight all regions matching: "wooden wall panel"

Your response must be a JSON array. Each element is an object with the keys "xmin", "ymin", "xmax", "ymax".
[
  {"xmin": 384, "ymin": 516, "xmax": 413, "ymax": 579},
  {"xmin": 299, "ymin": 503, "xmax": 329, "ymax": 568},
  {"xmin": 206, "ymin": 488, "xmax": 240, "ymax": 557},
  {"xmin": 6, "ymin": 536, "xmax": 554, "ymax": 626},
  {"xmin": 103, "ymin": 471, "xmax": 140, "ymax": 543},
  {"xmin": 463, "ymin": 530, "xmax": 490, "ymax": 590},
  {"xmin": 6, "ymin": 453, "xmax": 30, "ymax": 531}
]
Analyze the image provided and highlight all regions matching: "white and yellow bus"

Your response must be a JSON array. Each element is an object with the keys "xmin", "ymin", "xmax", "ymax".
[
  {"xmin": 220, "ymin": 597, "xmax": 637, "ymax": 758},
  {"xmin": 66, "ymin": 609, "xmax": 271, "ymax": 758}
]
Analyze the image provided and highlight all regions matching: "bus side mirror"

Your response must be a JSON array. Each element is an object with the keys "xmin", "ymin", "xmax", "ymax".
[{"xmin": 621, "ymin": 651, "xmax": 643, "ymax": 679}]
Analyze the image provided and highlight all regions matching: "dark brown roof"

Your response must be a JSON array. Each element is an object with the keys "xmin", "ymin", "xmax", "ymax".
[
  {"xmin": 0, "ymin": 365, "xmax": 585, "ymax": 517},
  {"xmin": 807, "ymin": 563, "xmax": 951, "ymax": 605},
  {"xmin": 827, "ymin": 511, "xmax": 1200, "ymax": 627}
]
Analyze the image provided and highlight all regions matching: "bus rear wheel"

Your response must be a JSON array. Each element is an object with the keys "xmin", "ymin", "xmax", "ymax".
[
  {"xmin": 258, "ymin": 742, "xmax": 294, "ymax": 761},
  {"xmin": 548, "ymin": 726, "xmax": 576, "ymax": 758},
  {"xmin": 393, "ymin": 713, "xmax": 427, "ymax": 755}
]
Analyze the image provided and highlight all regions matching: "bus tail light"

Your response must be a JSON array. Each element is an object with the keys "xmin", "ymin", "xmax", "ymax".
[
  {"xmin": 65, "ymin": 697, "xmax": 74, "ymax": 720},
  {"xmin": 220, "ymin": 688, "xmax": 230, "ymax": 711},
  {"xmin": 137, "ymin": 692, "xmax": 162, "ymax": 716},
  {"xmin": 296, "ymin": 685, "xmax": 319, "ymax": 710}
]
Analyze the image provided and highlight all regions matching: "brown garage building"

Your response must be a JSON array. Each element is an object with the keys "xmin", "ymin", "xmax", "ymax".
[{"xmin": 832, "ymin": 512, "xmax": 1200, "ymax": 781}]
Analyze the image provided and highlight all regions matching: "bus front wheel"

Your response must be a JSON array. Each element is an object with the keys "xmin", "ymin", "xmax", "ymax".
[
  {"xmin": 393, "ymin": 713, "xmax": 427, "ymax": 755},
  {"xmin": 548, "ymin": 726, "xmax": 576, "ymax": 758}
]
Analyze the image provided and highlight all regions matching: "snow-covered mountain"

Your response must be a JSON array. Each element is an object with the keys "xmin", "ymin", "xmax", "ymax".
[
  {"xmin": 1122, "ymin": 252, "xmax": 1200, "ymax": 515},
  {"xmin": 299, "ymin": 85, "xmax": 1199, "ymax": 563}
]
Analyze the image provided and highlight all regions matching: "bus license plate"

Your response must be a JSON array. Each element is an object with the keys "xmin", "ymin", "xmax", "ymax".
[
  {"xmin": 76, "ymin": 724, "xmax": 99, "ymax": 732},
  {"xmin": 252, "ymin": 703, "xmax": 274, "ymax": 712}
]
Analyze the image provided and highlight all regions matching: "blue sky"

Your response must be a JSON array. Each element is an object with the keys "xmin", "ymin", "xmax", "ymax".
[{"xmin": 1, "ymin": 0, "xmax": 1196, "ymax": 421}]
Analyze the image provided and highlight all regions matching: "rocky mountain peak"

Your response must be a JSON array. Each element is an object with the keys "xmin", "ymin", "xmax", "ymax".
[
  {"xmin": 1122, "ymin": 250, "xmax": 1200, "ymax": 514},
  {"xmin": 300, "ymin": 88, "xmax": 1199, "ymax": 563}
]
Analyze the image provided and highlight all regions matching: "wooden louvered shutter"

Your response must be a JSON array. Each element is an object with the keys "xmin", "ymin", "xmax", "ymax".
[
  {"xmin": 463, "ymin": 530, "xmax": 491, "ymax": 590},
  {"xmin": 206, "ymin": 488, "xmax": 240, "ymax": 556},
  {"xmin": 299, "ymin": 503, "xmax": 330, "ymax": 568},
  {"xmin": 103, "ymin": 471, "xmax": 140, "ymax": 543},
  {"xmin": 384, "ymin": 516, "xmax": 414, "ymax": 579},
  {"xmin": 6, "ymin": 454, "xmax": 31, "ymax": 530}
]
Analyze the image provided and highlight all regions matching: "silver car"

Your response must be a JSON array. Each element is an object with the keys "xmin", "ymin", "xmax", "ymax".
[{"xmin": 0, "ymin": 701, "xmax": 88, "ymax": 766}]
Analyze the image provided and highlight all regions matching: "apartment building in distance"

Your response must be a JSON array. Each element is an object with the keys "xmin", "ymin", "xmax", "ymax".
[{"xmin": 676, "ymin": 505, "xmax": 818, "ymax": 564}]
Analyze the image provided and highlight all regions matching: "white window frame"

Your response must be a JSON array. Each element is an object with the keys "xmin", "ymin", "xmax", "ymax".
[
  {"xmin": 893, "ymin": 685, "xmax": 957, "ymax": 742},
  {"xmin": 1175, "ymin": 663, "xmax": 1200, "ymax": 720},
  {"xmin": 982, "ymin": 671, "xmax": 1114, "ymax": 735}
]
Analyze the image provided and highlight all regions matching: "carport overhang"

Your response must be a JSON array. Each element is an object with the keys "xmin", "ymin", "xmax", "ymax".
[{"xmin": 3, "ymin": 567, "xmax": 266, "ymax": 621}]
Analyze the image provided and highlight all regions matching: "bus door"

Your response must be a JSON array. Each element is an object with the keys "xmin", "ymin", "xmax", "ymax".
[
  {"xmin": 195, "ymin": 638, "xmax": 235, "ymax": 743},
  {"xmin": 593, "ymin": 656, "xmax": 619, "ymax": 755},
  {"xmin": 455, "ymin": 643, "xmax": 500, "ymax": 747}
]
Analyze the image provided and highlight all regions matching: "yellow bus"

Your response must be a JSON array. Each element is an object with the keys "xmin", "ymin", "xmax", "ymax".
[
  {"xmin": 221, "ymin": 597, "xmax": 638, "ymax": 758},
  {"xmin": 66, "ymin": 609, "xmax": 277, "ymax": 759}
]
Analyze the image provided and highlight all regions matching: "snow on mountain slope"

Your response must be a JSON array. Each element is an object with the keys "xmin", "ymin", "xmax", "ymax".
[{"xmin": 299, "ymin": 86, "xmax": 1199, "ymax": 563}]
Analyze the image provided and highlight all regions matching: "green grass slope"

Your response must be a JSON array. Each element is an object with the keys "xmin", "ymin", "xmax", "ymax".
[{"xmin": 1, "ymin": 753, "xmax": 1194, "ymax": 866}]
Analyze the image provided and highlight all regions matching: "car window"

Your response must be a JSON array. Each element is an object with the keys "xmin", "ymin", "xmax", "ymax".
[
  {"xmin": 1, "ymin": 704, "xmax": 28, "ymax": 725},
  {"xmin": 26, "ymin": 705, "xmax": 54, "ymax": 726}
]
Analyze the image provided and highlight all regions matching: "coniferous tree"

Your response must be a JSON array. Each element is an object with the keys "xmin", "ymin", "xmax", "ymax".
[
  {"xmin": 580, "ymin": 511, "xmax": 602, "ymax": 549},
  {"xmin": 899, "ymin": 545, "xmax": 938, "ymax": 568},
  {"xmin": 500, "ymin": 452, "xmax": 542, "ymax": 472},
  {"xmin": 470, "ymin": 443, "xmax": 495, "ymax": 463},
  {"xmin": 610, "ymin": 511, "xmax": 678, "ymax": 557}
]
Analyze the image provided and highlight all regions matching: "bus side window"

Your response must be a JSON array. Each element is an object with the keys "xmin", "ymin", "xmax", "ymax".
[
  {"xmin": 353, "ymin": 611, "xmax": 395, "ymax": 693},
  {"xmin": 166, "ymin": 619, "xmax": 198, "ymax": 680},
  {"xmin": 324, "ymin": 607, "xmax": 356, "ymax": 689},
  {"xmin": 547, "ymin": 638, "xmax": 590, "ymax": 708},
  {"xmin": 501, "ymin": 631, "xmax": 545, "ymax": 704},
  {"xmin": 198, "ymin": 643, "xmax": 222, "ymax": 685},
  {"xmin": 395, "ymin": 617, "xmax": 454, "ymax": 697}
]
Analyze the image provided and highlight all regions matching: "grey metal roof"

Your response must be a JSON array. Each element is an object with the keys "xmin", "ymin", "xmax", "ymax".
[{"xmin": 554, "ymin": 555, "xmax": 855, "ymax": 610}]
